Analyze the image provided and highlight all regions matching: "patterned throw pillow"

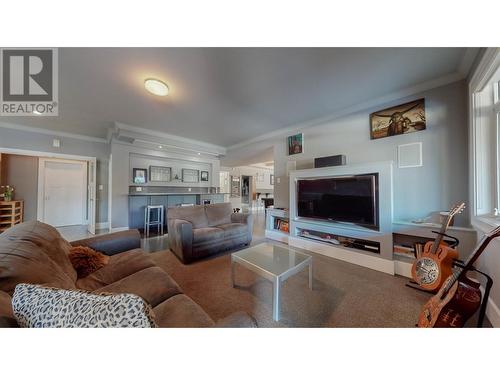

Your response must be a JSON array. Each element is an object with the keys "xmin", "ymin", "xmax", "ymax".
[
  {"xmin": 68, "ymin": 246, "xmax": 110, "ymax": 278},
  {"xmin": 12, "ymin": 284, "xmax": 158, "ymax": 328}
]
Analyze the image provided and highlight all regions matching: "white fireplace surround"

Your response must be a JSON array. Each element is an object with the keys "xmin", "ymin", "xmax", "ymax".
[{"xmin": 288, "ymin": 160, "xmax": 395, "ymax": 274}]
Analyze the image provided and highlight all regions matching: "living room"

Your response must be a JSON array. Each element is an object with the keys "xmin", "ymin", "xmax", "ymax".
[{"xmin": 1, "ymin": 2, "xmax": 499, "ymax": 374}]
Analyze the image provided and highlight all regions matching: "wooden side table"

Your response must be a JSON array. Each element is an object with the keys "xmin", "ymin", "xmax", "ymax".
[{"xmin": 0, "ymin": 200, "xmax": 24, "ymax": 233}]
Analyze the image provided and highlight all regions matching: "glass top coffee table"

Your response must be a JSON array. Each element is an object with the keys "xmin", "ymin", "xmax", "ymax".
[{"xmin": 231, "ymin": 243, "xmax": 312, "ymax": 321}]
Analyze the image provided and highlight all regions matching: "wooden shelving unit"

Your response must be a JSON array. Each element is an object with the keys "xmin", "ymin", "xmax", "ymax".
[{"xmin": 0, "ymin": 200, "xmax": 24, "ymax": 233}]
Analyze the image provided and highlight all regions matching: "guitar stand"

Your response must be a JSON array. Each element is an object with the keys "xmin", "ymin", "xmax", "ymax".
[
  {"xmin": 431, "ymin": 231, "xmax": 460, "ymax": 248},
  {"xmin": 405, "ymin": 280, "xmax": 436, "ymax": 294},
  {"xmin": 452, "ymin": 260, "xmax": 493, "ymax": 328}
]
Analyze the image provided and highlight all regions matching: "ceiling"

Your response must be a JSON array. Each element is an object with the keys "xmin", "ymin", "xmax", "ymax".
[{"xmin": 2, "ymin": 48, "xmax": 477, "ymax": 148}]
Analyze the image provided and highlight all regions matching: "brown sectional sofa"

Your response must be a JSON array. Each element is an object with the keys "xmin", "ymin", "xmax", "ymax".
[
  {"xmin": 168, "ymin": 202, "xmax": 253, "ymax": 263},
  {"xmin": 0, "ymin": 220, "xmax": 256, "ymax": 328}
]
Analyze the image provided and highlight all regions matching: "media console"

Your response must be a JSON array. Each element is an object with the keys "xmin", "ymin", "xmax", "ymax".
[
  {"xmin": 288, "ymin": 161, "xmax": 395, "ymax": 275},
  {"xmin": 265, "ymin": 208, "xmax": 290, "ymax": 244},
  {"xmin": 297, "ymin": 228, "xmax": 380, "ymax": 254}
]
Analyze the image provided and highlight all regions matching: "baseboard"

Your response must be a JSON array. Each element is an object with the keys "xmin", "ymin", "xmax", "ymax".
[
  {"xmin": 110, "ymin": 226, "xmax": 129, "ymax": 233},
  {"xmin": 265, "ymin": 229, "xmax": 289, "ymax": 244},
  {"xmin": 289, "ymin": 235, "xmax": 394, "ymax": 275},
  {"xmin": 96, "ymin": 222, "xmax": 109, "ymax": 230},
  {"xmin": 480, "ymin": 285, "xmax": 500, "ymax": 327},
  {"xmin": 394, "ymin": 260, "xmax": 413, "ymax": 278},
  {"xmin": 486, "ymin": 297, "xmax": 500, "ymax": 327}
]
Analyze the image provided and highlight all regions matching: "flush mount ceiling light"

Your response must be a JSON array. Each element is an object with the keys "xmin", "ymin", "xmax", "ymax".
[{"xmin": 144, "ymin": 78, "xmax": 169, "ymax": 96}]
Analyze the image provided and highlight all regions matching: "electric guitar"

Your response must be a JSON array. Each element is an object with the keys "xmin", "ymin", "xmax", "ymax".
[
  {"xmin": 418, "ymin": 225, "xmax": 500, "ymax": 327},
  {"xmin": 411, "ymin": 203, "xmax": 466, "ymax": 292}
]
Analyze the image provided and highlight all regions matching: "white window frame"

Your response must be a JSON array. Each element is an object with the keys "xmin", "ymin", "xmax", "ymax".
[{"xmin": 469, "ymin": 48, "xmax": 500, "ymax": 232}]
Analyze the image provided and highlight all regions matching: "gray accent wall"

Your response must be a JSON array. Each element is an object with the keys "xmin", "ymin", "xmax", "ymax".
[{"xmin": 272, "ymin": 80, "xmax": 469, "ymax": 227}]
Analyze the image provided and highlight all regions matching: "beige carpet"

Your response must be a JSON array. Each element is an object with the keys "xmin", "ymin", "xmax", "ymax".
[{"xmin": 150, "ymin": 246, "xmax": 431, "ymax": 327}]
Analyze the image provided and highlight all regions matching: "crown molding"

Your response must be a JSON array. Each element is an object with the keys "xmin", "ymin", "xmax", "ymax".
[
  {"xmin": 0, "ymin": 55, "xmax": 476, "ymax": 154},
  {"xmin": 227, "ymin": 71, "xmax": 466, "ymax": 151},
  {"xmin": 131, "ymin": 139, "xmax": 221, "ymax": 159},
  {"xmin": 113, "ymin": 122, "xmax": 226, "ymax": 156},
  {"xmin": 468, "ymin": 47, "xmax": 500, "ymax": 92},
  {"xmin": 0, "ymin": 146, "xmax": 97, "ymax": 162},
  {"xmin": 0, "ymin": 121, "xmax": 108, "ymax": 143}
]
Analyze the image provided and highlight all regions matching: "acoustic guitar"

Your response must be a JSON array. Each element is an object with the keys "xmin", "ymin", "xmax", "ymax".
[
  {"xmin": 411, "ymin": 203, "xmax": 465, "ymax": 292},
  {"xmin": 418, "ymin": 225, "xmax": 500, "ymax": 327}
]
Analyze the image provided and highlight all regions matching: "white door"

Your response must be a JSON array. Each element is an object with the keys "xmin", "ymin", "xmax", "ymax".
[{"xmin": 38, "ymin": 159, "xmax": 87, "ymax": 227}]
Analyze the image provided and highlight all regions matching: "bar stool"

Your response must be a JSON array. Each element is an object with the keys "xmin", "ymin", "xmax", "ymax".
[{"xmin": 144, "ymin": 205, "xmax": 164, "ymax": 237}]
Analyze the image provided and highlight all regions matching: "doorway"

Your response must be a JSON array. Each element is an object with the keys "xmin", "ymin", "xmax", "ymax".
[
  {"xmin": 241, "ymin": 175, "xmax": 255, "ymax": 205},
  {"xmin": 0, "ymin": 147, "xmax": 97, "ymax": 235},
  {"xmin": 37, "ymin": 158, "xmax": 88, "ymax": 227}
]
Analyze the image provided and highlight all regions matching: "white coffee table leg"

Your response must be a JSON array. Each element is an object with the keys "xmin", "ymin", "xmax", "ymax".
[{"xmin": 272, "ymin": 276, "xmax": 280, "ymax": 321}]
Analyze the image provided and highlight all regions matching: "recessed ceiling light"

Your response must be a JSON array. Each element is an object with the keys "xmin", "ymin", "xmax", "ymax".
[
  {"xmin": 158, "ymin": 145, "xmax": 163, "ymax": 149},
  {"xmin": 197, "ymin": 153, "xmax": 201, "ymax": 155},
  {"xmin": 144, "ymin": 78, "xmax": 169, "ymax": 96}
]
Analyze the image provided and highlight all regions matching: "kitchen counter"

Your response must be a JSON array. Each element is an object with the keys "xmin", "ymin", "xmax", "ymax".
[
  {"xmin": 128, "ymin": 192, "xmax": 229, "ymax": 196},
  {"xmin": 128, "ymin": 192, "xmax": 227, "ymax": 230}
]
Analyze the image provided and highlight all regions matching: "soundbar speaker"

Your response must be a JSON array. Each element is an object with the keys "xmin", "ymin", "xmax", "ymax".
[{"xmin": 314, "ymin": 155, "xmax": 346, "ymax": 168}]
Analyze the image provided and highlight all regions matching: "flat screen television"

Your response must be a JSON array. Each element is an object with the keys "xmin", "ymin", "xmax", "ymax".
[{"xmin": 297, "ymin": 173, "xmax": 379, "ymax": 230}]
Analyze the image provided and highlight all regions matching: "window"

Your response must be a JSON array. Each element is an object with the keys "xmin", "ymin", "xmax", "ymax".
[
  {"xmin": 470, "ymin": 48, "xmax": 500, "ymax": 229},
  {"xmin": 472, "ymin": 80, "xmax": 497, "ymax": 217}
]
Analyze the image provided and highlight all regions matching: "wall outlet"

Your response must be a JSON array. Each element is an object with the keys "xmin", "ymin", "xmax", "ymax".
[
  {"xmin": 52, "ymin": 139, "xmax": 61, "ymax": 148},
  {"xmin": 136, "ymin": 187, "xmax": 142, "ymax": 192},
  {"xmin": 277, "ymin": 177, "xmax": 281, "ymax": 184},
  {"xmin": 98, "ymin": 185, "xmax": 103, "ymax": 191},
  {"xmin": 188, "ymin": 188, "xmax": 192, "ymax": 192}
]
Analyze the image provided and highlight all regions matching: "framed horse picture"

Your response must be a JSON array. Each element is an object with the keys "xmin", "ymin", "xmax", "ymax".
[{"xmin": 370, "ymin": 98, "xmax": 426, "ymax": 140}]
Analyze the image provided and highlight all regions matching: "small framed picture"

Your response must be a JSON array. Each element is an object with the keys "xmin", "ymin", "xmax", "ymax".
[
  {"xmin": 270, "ymin": 174, "xmax": 274, "ymax": 185},
  {"xmin": 287, "ymin": 133, "xmax": 303, "ymax": 155},
  {"xmin": 149, "ymin": 166, "xmax": 171, "ymax": 182},
  {"xmin": 182, "ymin": 168, "xmax": 199, "ymax": 183},
  {"xmin": 132, "ymin": 168, "xmax": 147, "ymax": 184},
  {"xmin": 200, "ymin": 171, "xmax": 209, "ymax": 182}
]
